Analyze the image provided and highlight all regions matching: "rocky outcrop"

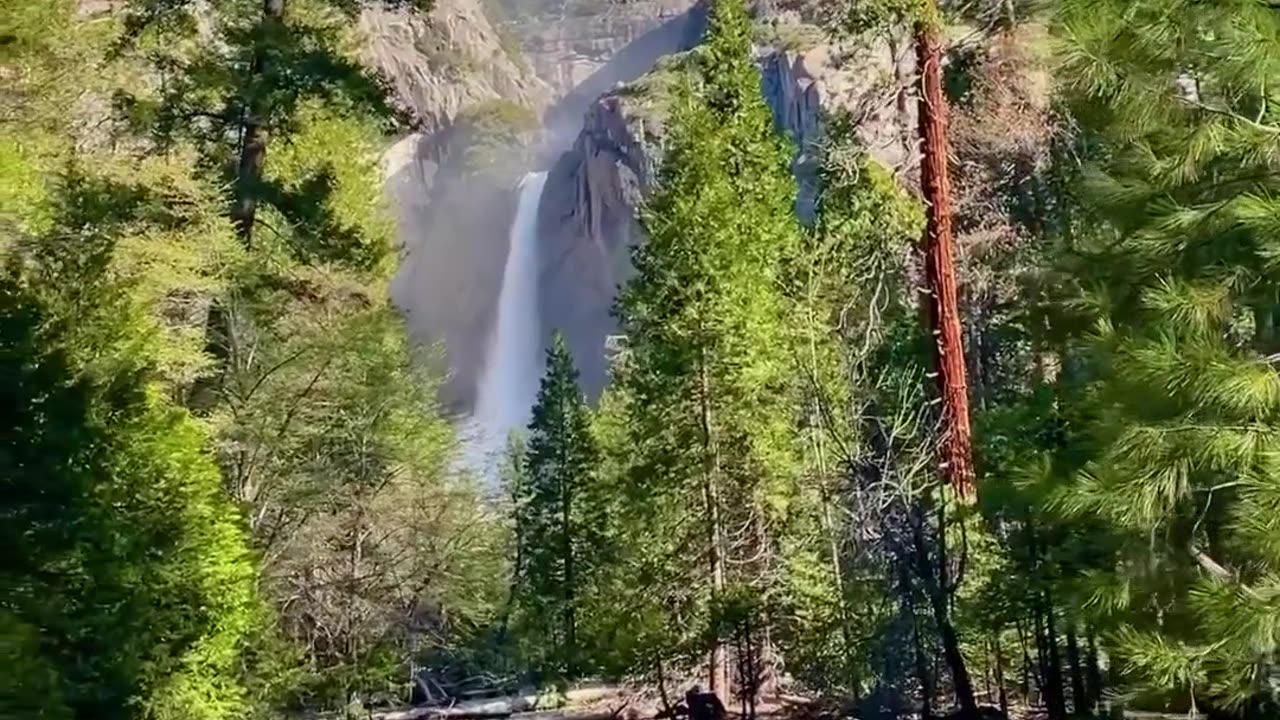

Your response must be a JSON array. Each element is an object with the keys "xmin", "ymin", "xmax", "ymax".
[
  {"xmin": 536, "ymin": 26, "xmax": 917, "ymax": 398},
  {"xmin": 361, "ymin": 0, "xmax": 551, "ymax": 135},
  {"xmin": 536, "ymin": 90, "xmax": 664, "ymax": 396},
  {"xmin": 387, "ymin": 101, "xmax": 542, "ymax": 411},
  {"xmin": 491, "ymin": 0, "xmax": 702, "ymax": 97},
  {"xmin": 537, "ymin": 2, "xmax": 709, "ymax": 144},
  {"xmin": 372, "ymin": 0, "xmax": 555, "ymax": 411}
]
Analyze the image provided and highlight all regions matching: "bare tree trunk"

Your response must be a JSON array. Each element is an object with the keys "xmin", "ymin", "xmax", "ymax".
[
  {"xmin": 1085, "ymin": 631, "xmax": 1103, "ymax": 712},
  {"xmin": 1066, "ymin": 624, "xmax": 1086, "ymax": 714},
  {"xmin": 698, "ymin": 347, "xmax": 727, "ymax": 701},
  {"xmin": 742, "ymin": 612, "xmax": 759, "ymax": 720},
  {"xmin": 914, "ymin": 7, "xmax": 975, "ymax": 500},
  {"xmin": 231, "ymin": 0, "xmax": 286, "ymax": 245},
  {"xmin": 912, "ymin": 501, "xmax": 978, "ymax": 717},
  {"xmin": 1039, "ymin": 596, "xmax": 1067, "ymax": 720},
  {"xmin": 907, "ymin": 589, "xmax": 934, "ymax": 720},
  {"xmin": 993, "ymin": 636, "xmax": 1009, "ymax": 718},
  {"xmin": 562, "ymin": 463, "xmax": 577, "ymax": 677},
  {"xmin": 655, "ymin": 656, "xmax": 673, "ymax": 716}
]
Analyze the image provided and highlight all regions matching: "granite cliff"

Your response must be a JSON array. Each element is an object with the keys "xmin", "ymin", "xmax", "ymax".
[
  {"xmin": 536, "ymin": 16, "xmax": 918, "ymax": 397},
  {"xmin": 373, "ymin": 0, "xmax": 919, "ymax": 407}
]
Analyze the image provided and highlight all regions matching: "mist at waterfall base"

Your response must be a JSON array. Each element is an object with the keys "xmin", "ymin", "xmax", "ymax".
[{"xmin": 462, "ymin": 172, "xmax": 550, "ymax": 482}]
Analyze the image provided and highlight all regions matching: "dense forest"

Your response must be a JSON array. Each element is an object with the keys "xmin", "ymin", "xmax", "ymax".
[{"xmin": 3, "ymin": 1, "xmax": 1279, "ymax": 719}]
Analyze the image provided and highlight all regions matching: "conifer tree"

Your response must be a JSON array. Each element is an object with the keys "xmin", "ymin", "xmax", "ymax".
[
  {"xmin": 0, "ymin": 182, "xmax": 262, "ymax": 720},
  {"xmin": 613, "ymin": 0, "xmax": 802, "ymax": 699},
  {"xmin": 824, "ymin": 0, "xmax": 975, "ymax": 501},
  {"xmin": 1048, "ymin": 0, "xmax": 1280, "ymax": 713},
  {"xmin": 2, "ymin": 0, "xmax": 495, "ymax": 708},
  {"xmin": 515, "ymin": 333, "xmax": 607, "ymax": 679}
]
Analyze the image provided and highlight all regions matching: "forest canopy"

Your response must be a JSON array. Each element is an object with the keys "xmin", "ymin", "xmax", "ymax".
[{"xmin": 3, "ymin": 0, "xmax": 1279, "ymax": 719}]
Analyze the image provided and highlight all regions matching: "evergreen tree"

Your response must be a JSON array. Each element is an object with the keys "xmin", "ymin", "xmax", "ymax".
[
  {"xmin": 514, "ymin": 333, "xmax": 607, "ymax": 679},
  {"xmin": 0, "ymin": 192, "xmax": 261, "ymax": 720},
  {"xmin": 1045, "ymin": 0, "xmax": 1280, "ymax": 713},
  {"xmin": 2, "ymin": 0, "xmax": 499, "ymax": 712},
  {"xmin": 612, "ymin": 0, "xmax": 802, "ymax": 699}
]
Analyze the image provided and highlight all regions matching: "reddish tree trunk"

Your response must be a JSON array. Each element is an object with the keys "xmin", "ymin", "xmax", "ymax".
[{"xmin": 914, "ymin": 14, "xmax": 975, "ymax": 500}]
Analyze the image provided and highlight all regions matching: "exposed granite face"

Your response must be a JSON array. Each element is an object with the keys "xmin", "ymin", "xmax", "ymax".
[
  {"xmin": 536, "ymin": 28, "xmax": 917, "ymax": 399},
  {"xmin": 536, "ymin": 92, "xmax": 661, "ymax": 396},
  {"xmin": 386, "ymin": 105, "xmax": 541, "ymax": 412},
  {"xmin": 370, "ymin": 0, "xmax": 556, "ymax": 411},
  {"xmin": 361, "ymin": 0, "xmax": 552, "ymax": 135},
  {"xmin": 491, "ymin": 0, "xmax": 702, "ymax": 96}
]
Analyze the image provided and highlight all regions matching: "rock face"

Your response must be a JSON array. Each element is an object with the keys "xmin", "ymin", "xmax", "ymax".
[
  {"xmin": 379, "ymin": 0, "xmax": 712, "ymax": 409},
  {"xmin": 536, "ymin": 27, "xmax": 917, "ymax": 398},
  {"xmin": 491, "ymin": 0, "xmax": 702, "ymax": 97},
  {"xmin": 537, "ymin": 91, "xmax": 661, "ymax": 396},
  {"xmin": 361, "ymin": 0, "xmax": 551, "ymax": 134},
  {"xmin": 375, "ymin": 0, "xmax": 918, "ymax": 410},
  {"xmin": 373, "ymin": 0, "xmax": 552, "ymax": 411}
]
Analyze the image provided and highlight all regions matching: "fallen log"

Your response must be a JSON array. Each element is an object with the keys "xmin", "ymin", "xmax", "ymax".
[
  {"xmin": 372, "ymin": 686, "xmax": 625, "ymax": 720},
  {"xmin": 374, "ymin": 708, "xmax": 620, "ymax": 720},
  {"xmin": 772, "ymin": 693, "xmax": 818, "ymax": 707}
]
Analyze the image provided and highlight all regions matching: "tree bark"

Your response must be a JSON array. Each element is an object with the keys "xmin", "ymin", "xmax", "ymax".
[
  {"xmin": 911, "ymin": 512, "xmax": 978, "ymax": 717},
  {"xmin": 1039, "ymin": 597, "xmax": 1067, "ymax": 720},
  {"xmin": 914, "ymin": 9, "xmax": 975, "ymax": 500},
  {"xmin": 1016, "ymin": 619, "xmax": 1040, "ymax": 706},
  {"xmin": 908, "ymin": 593, "xmax": 934, "ymax": 720},
  {"xmin": 1065, "ymin": 624, "xmax": 1086, "ymax": 714},
  {"xmin": 698, "ymin": 346, "xmax": 728, "ymax": 701},
  {"xmin": 993, "ymin": 636, "xmax": 1010, "ymax": 719},
  {"xmin": 561, "ymin": 445, "xmax": 577, "ymax": 677},
  {"xmin": 231, "ymin": 0, "xmax": 286, "ymax": 245},
  {"xmin": 1085, "ymin": 631, "xmax": 1103, "ymax": 712}
]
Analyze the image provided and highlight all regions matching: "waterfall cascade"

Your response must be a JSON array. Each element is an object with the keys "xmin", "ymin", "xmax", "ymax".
[{"xmin": 465, "ymin": 171, "xmax": 549, "ymax": 479}]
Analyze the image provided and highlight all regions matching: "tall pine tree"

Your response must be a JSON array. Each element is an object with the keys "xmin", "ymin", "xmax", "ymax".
[
  {"xmin": 612, "ymin": 0, "xmax": 802, "ymax": 700},
  {"xmin": 515, "ymin": 333, "xmax": 607, "ymax": 680},
  {"xmin": 1049, "ymin": 0, "xmax": 1280, "ymax": 714}
]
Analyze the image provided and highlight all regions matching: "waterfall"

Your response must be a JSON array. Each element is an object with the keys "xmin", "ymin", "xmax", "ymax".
[{"xmin": 465, "ymin": 171, "xmax": 549, "ymax": 480}]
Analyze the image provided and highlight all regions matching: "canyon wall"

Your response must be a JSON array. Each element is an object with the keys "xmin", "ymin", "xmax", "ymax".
[
  {"xmin": 374, "ymin": 0, "xmax": 918, "ymax": 408},
  {"xmin": 537, "ymin": 23, "xmax": 917, "ymax": 398},
  {"xmin": 371, "ymin": 0, "xmax": 550, "ymax": 410}
]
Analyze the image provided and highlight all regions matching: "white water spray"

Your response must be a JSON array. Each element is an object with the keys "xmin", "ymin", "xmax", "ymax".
[{"xmin": 465, "ymin": 172, "xmax": 549, "ymax": 479}]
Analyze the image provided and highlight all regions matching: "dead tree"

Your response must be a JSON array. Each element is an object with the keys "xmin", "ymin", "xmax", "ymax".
[{"xmin": 915, "ymin": 3, "xmax": 976, "ymax": 500}]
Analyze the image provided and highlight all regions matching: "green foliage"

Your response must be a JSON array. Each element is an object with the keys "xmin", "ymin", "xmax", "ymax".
[
  {"xmin": 607, "ymin": 0, "xmax": 804, "ymax": 677},
  {"xmin": 3, "ymin": 0, "xmax": 498, "ymax": 716},
  {"xmin": 0, "ymin": 224, "xmax": 262, "ymax": 720},
  {"xmin": 776, "ymin": 117, "xmax": 949, "ymax": 704},
  {"xmin": 510, "ymin": 334, "xmax": 611, "ymax": 679},
  {"xmin": 820, "ymin": 0, "xmax": 927, "ymax": 37},
  {"xmin": 752, "ymin": 20, "xmax": 826, "ymax": 53},
  {"xmin": 913, "ymin": 1, "xmax": 1280, "ymax": 715}
]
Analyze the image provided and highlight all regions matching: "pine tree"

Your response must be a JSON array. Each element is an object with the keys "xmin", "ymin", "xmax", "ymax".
[
  {"xmin": 913, "ymin": 0, "xmax": 976, "ymax": 503},
  {"xmin": 1048, "ymin": 0, "xmax": 1280, "ymax": 713},
  {"xmin": 1, "ymin": 0, "xmax": 498, "ymax": 710},
  {"xmin": 612, "ymin": 0, "xmax": 802, "ymax": 700},
  {"xmin": 515, "ymin": 333, "xmax": 606, "ymax": 679}
]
